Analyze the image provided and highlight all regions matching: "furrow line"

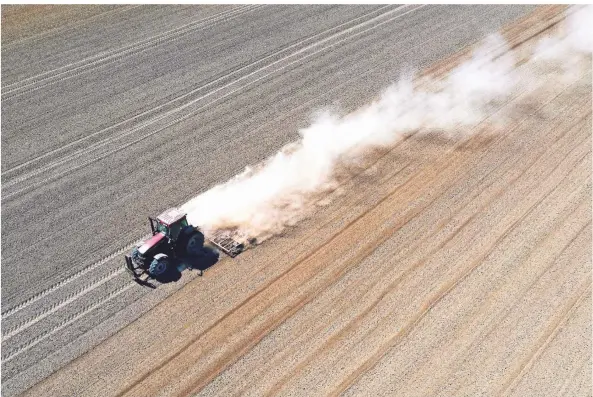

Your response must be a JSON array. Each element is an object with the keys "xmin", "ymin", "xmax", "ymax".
[
  {"xmin": 1, "ymin": 266, "xmax": 125, "ymax": 342},
  {"xmin": 1, "ymin": 5, "xmax": 260, "ymax": 98},
  {"xmin": 258, "ymin": 77, "xmax": 590, "ymax": 395},
  {"xmin": 115, "ymin": 109, "xmax": 503, "ymax": 397},
  {"xmin": 332, "ymin": 128, "xmax": 591, "ymax": 396},
  {"xmin": 235, "ymin": 106, "xmax": 588, "ymax": 396},
  {"xmin": 1, "ymin": 283, "xmax": 135, "ymax": 363},
  {"xmin": 498, "ymin": 279, "xmax": 592, "ymax": 396},
  {"xmin": 113, "ymin": 42, "xmax": 585, "ymax": 396},
  {"xmin": 2, "ymin": 5, "xmax": 428, "ymax": 200},
  {"xmin": 1, "ymin": 4, "xmax": 400, "ymax": 181},
  {"xmin": 0, "ymin": 234, "xmax": 149, "ymax": 319}
]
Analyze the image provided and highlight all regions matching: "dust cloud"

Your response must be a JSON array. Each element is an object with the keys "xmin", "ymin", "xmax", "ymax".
[{"xmin": 182, "ymin": 5, "xmax": 591, "ymax": 244}]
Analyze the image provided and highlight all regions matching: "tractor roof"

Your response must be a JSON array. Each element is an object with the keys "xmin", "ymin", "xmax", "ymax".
[{"xmin": 156, "ymin": 208, "xmax": 187, "ymax": 226}]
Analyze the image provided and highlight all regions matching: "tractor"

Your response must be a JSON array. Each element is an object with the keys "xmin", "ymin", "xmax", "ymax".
[{"xmin": 125, "ymin": 207, "xmax": 243, "ymax": 283}]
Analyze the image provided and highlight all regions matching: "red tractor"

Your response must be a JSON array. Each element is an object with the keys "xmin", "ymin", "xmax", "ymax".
[{"xmin": 125, "ymin": 208, "xmax": 242, "ymax": 283}]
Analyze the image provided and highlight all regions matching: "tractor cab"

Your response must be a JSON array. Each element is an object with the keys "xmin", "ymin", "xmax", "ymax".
[
  {"xmin": 125, "ymin": 206, "xmax": 244, "ymax": 285},
  {"xmin": 149, "ymin": 208, "xmax": 189, "ymax": 242}
]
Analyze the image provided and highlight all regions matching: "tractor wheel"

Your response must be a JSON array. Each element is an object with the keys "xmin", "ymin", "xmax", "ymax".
[
  {"xmin": 131, "ymin": 247, "xmax": 142, "ymax": 263},
  {"xmin": 186, "ymin": 232, "xmax": 204, "ymax": 256},
  {"xmin": 149, "ymin": 256, "xmax": 169, "ymax": 276}
]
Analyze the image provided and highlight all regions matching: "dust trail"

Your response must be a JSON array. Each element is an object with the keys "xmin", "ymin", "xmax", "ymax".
[{"xmin": 182, "ymin": 6, "xmax": 591, "ymax": 244}]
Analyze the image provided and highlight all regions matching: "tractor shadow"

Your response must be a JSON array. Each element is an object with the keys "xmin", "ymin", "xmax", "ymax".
[
  {"xmin": 186, "ymin": 245, "xmax": 220, "ymax": 273},
  {"xmin": 153, "ymin": 245, "xmax": 220, "ymax": 284}
]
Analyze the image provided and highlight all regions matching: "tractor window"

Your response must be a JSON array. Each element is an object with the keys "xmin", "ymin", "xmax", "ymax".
[
  {"xmin": 156, "ymin": 217, "xmax": 188, "ymax": 240},
  {"xmin": 169, "ymin": 223, "xmax": 180, "ymax": 239},
  {"xmin": 169, "ymin": 219, "xmax": 186, "ymax": 240},
  {"xmin": 156, "ymin": 222, "xmax": 169, "ymax": 235}
]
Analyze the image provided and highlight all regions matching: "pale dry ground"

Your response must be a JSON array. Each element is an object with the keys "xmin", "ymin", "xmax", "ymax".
[{"xmin": 18, "ymin": 6, "xmax": 592, "ymax": 397}]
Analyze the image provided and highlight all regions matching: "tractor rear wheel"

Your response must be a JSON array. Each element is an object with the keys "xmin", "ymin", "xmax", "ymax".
[
  {"xmin": 149, "ymin": 256, "xmax": 169, "ymax": 276},
  {"xmin": 186, "ymin": 232, "xmax": 204, "ymax": 256}
]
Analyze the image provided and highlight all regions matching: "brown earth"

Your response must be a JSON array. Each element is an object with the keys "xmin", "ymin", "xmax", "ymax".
[{"xmin": 20, "ymin": 6, "xmax": 591, "ymax": 397}]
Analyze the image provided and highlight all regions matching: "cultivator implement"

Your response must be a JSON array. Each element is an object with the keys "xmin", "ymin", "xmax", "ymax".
[{"xmin": 208, "ymin": 230, "xmax": 245, "ymax": 258}]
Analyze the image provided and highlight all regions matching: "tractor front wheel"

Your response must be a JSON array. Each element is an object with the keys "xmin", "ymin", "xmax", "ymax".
[{"xmin": 149, "ymin": 256, "xmax": 169, "ymax": 276}]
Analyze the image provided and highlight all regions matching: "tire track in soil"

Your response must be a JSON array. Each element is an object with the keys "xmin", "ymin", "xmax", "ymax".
[
  {"xmin": 122, "ymin": 79, "xmax": 589, "ymax": 397},
  {"xmin": 19, "ymin": 6, "xmax": 589, "ymax": 397}
]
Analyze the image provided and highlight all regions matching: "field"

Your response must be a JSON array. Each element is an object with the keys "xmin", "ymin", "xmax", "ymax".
[{"xmin": 2, "ymin": 5, "xmax": 590, "ymax": 397}]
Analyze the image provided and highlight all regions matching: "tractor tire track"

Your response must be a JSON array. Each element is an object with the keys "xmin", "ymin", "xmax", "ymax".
[
  {"xmin": 116, "ymin": 74, "xmax": 570, "ymax": 396},
  {"xmin": 3, "ymin": 5, "xmax": 566, "ymax": 397},
  {"xmin": 1, "ymin": 5, "xmax": 422, "ymax": 199},
  {"xmin": 1, "ymin": 5, "xmax": 446, "ymax": 333},
  {"xmin": 4, "ymin": 9, "xmax": 568, "ymax": 390},
  {"xmin": 0, "ymin": 235, "xmax": 149, "ymax": 320},
  {"xmin": 1, "ymin": 268, "xmax": 127, "ymax": 342},
  {"xmin": 332, "ymin": 147, "xmax": 591, "ymax": 396},
  {"xmin": 1, "ymin": 4, "xmax": 399, "ymax": 181},
  {"xmin": 1, "ymin": 5, "xmax": 262, "ymax": 99},
  {"xmin": 227, "ymin": 106, "xmax": 589, "ymax": 397},
  {"xmin": 1, "ymin": 283, "xmax": 135, "ymax": 363},
  {"xmin": 203, "ymin": 82, "xmax": 590, "ymax": 397}
]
